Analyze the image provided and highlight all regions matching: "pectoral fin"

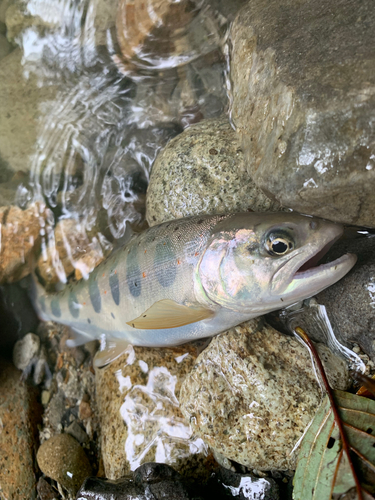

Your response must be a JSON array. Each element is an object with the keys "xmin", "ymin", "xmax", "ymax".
[{"xmin": 126, "ymin": 299, "xmax": 214, "ymax": 329}]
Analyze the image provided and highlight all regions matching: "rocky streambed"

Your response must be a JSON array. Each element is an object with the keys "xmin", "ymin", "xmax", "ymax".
[{"xmin": 0, "ymin": 0, "xmax": 375, "ymax": 499}]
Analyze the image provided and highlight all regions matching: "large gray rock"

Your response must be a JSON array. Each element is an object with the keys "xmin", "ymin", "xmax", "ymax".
[
  {"xmin": 179, "ymin": 320, "xmax": 350, "ymax": 471},
  {"xmin": 315, "ymin": 235, "xmax": 375, "ymax": 360},
  {"xmin": 230, "ymin": 0, "xmax": 375, "ymax": 227},
  {"xmin": 146, "ymin": 117, "xmax": 280, "ymax": 226}
]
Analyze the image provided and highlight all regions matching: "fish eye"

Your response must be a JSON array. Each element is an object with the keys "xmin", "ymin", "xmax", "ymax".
[{"xmin": 266, "ymin": 237, "xmax": 293, "ymax": 256}]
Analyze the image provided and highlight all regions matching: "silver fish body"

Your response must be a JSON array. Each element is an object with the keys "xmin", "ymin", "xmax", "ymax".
[{"xmin": 34, "ymin": 212, "xmax": 356, "ymax": 349}]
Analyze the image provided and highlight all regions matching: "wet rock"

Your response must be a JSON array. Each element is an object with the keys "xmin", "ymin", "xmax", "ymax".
[
  {"xmin": 314, "ymin": 235, "xmax": 375, "ymax": 361},
  {"xmin": 77, "ymin": 463, "xmax": 201, "ymax": 500},
  {"xmin": 13, "ymin": 332, "xmax": 40, "ymax": 370},
  {"xmin": 0, "ymin": 360, "xmax": 42, "ymax": 500},
  {"xmin": 95, "ymin": 342, "xmax": 215, "ymax": 480},
  {"xmin": 208, "ymin": 467, "xmax": 279, "ymax": 500},
  {"xmin": 179, "ymin": 319, "xmax": 349, "ymax": 471},
  {"xmin": 230, "ymin": 0, "xmax": 375, "ymax": 227},
  {"xmin": 146, "ymin": 117, "xmax": 280, "ymax": 226},
  {"xmin": 0, "ymin": 32, "xmax": 11, "ymax": 59},
  {"xmin": 37, "ymin": 433, "xmax": 93, "ymax": 495},
  {"xmin": 115, "ymin": 0, "xmax": 222, "ymax": 73},
  {"xmin": 37, "ymin": 218, "xmax": 113, "ymax": 285},
  {"xmin": 0, "ymin": 49, "xmax": 58, "ymax": 175},
  {"xmin": 0, "ymin": 203, "xmax": 51, "ymax": 284}
]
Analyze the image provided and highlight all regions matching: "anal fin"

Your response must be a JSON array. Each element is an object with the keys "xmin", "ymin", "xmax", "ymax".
[
  {"xmin": 126, "ymin": 299, "xmax": 214, "ymax": 330},
  {"xmin": 94, "ymin": 339, "xmax": 131, "ymax": 368}
]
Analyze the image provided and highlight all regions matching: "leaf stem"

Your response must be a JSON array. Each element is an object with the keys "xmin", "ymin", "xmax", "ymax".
[{"xmin": 294, "ymin": 326, "xmax": 363, "ymax": 500}]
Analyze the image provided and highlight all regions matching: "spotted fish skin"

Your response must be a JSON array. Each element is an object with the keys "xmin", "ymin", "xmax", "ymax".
[{"xmin": 33, "ymin": 212, "xmax": 356, "ymax": 348}]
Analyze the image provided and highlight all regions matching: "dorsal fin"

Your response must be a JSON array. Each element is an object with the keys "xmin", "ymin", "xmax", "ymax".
[{"xmin": 126, "ymin": 299, "xmax": 214, "ymax": 330}]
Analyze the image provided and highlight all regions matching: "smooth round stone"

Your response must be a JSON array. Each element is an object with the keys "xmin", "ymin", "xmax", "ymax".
[
  {"xmin": 36, "ymin": 434, "xmax": 92, "ymax": 494},
  {"xmin": 146, "ymin": 117, "xmax": 280, "ymax": 226},
  {"xmin": 230, "ymin": 0, "xmax": 375, "ymax": 227},
  {"xmin": 12, "ymin": 333, "xmax": 40, "ymax": 371}
]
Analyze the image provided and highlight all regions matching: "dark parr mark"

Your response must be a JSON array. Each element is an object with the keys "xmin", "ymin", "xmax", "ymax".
[
  {"xmin": 87, "ymin": 318, "xmax": 91, "ymax": 324},
  {"xmin": 109, "ymin": 271, "xmax": 120, "ymax": 305},
  {"xmin": 111, "ymin": 312, "xmax": 115, "ymax": 319},
  {"xmin": 154, "ymin": 240, "xmax": 177, "ymax": 288},
  {"xmin": 68, "ymin": 291, "xmax": 80, "ymax": 319},
  {"xmin": 126, "ymin": 246, "xmax": 141, "ymax": 297},
  {"xmin": 89, "ymin": 276, "xmax": 101, "ymax": 313},
  {"xmin": 51, "ymin": 297, "xmax": 61, "ymax": 318}
]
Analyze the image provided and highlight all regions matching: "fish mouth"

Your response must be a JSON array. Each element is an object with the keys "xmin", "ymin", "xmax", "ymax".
[
  {"xmin": 293, "ymin": 252, "xmax": 356, "ymax": 280},
  {"xmin": 273, "ymin": 228, "xmax": 357, "ymax": 299},
  {"xmin": 293, "ymin": 234, "xmax": 344, "ymax": 279}
]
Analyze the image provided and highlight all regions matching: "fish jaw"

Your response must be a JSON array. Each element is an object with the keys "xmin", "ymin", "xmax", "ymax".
[
  {"xmin": 271, "ymin": 220, "xmax": 357, "ymax": 302},
  {"xmin": 285, "ymin": 252, "xmax": 357, "ymax": 300}
]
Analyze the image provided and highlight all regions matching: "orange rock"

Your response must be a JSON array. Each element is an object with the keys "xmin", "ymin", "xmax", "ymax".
[
  {"xmin": 37, "ymin": 219, "xmax": 112, "ymax": 285},
  {"xmin": 0, "ymin": 202, "xmax": 50, "ymax": 284},
  {"xmin": 0, "ymin": 360, "xmax": 42, "ymax": 499}
]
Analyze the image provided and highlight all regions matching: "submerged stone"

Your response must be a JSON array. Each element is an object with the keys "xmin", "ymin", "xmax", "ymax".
[{"xmin": 230, "ymin": 0, "xmax": 375, "ymax": 227}]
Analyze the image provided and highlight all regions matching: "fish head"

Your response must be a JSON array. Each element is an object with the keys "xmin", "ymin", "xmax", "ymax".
[{"xmin": 196, "ymin": 212, "xmax": 356, "ymax": 315}]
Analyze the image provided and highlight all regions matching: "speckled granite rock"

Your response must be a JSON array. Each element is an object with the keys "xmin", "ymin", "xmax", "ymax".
[
  {"xmin": 37, "ymin": 433, "xmax": 93, "ymax": 495},
  {"xmin": 0, "ymin": 202, "xmax": 51, "ymax": 284},
  {"xmin": 179, "ymin": 320, "xmax": 350, "ymax": 471},
  {"xmin": 0, "ymin": 49, "xmax": 58, "ymax": 175},
  {"xmin": 95, "ymin": 342, "xmax": 215, "ymax": 481},
  {"xmin": 230, "ymin": 0, "xmax": 375, "ymax": 227},
  {"xmin": 146, "ymin": 117, "xmax": 280, "ymax": 226},
  {"xmin": 0, "ymin": 360, "xmax": 42, "ymax": 500}
]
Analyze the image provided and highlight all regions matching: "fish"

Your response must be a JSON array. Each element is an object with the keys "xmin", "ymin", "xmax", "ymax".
[{"xmin": 32, "ymin": 212, "xmax": 356, "ymax": 366}]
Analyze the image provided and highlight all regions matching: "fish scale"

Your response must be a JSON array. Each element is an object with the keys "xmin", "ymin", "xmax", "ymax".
[{"xmin": 33, "ymin": 211, "xmax": 356, "ymax": 360}]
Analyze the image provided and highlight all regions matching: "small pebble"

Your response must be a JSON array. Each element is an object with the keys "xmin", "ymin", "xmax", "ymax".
[
  {"xmin": 12, "ymin": 332, "xmax": 40, "ymax": 371},
  {"xmin": 79, "ymin": 400, "xmax": 92, "ymax": 420},
  {"xmin": 37, "ymin": 434, "xmax": 92, "ymax": 494},
  {"xmin": 36, "ymin": 477, "xmax": 58, "ymax": 500},
  {"xmin": 41, "ymin": 390, "xmax": 51, "ymax": 406},
  {"xmin": 65, "ymin": 421, "xmax": 89, "ymax": 444}
]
